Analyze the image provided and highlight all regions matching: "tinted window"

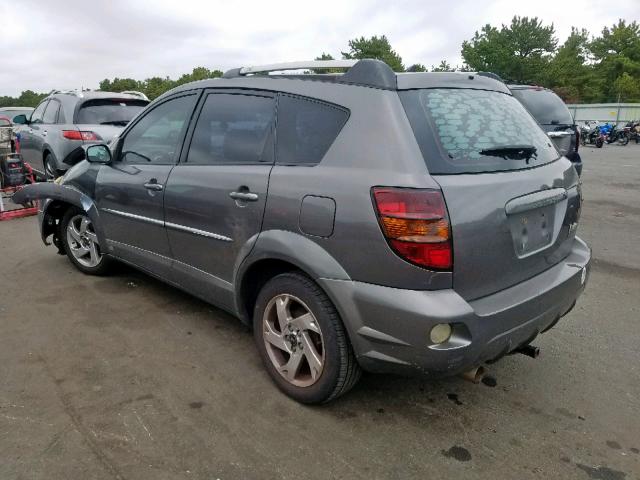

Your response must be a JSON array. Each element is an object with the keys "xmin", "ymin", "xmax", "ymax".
[
  {"xmin": 76, "ymin": 99, "xmax": 149, "ymax": 125},
  {"xmin": 42, "ymin": 100, "xmax": 59, "ymax": 124},
  {"xmin": 510, "ymin": 88, "xmax": 574, "ymax": 125},
  {"xmin": 401, "ymin": 88, "xmax": 559, "ymax": 174},
  {"xmin": 120, "ymin": 94, "xmax": 196, "ymax": 165},
  {"xmin": 30, "ymin": 101, "xmax": 48, "ymax": 124},
  {"xmin": 187, "ymin": 93, "xmax": 275, "ymax": 165},
  {"xmin": 276, "ymin": 95, "xmax": 348, "ymax": 165}
]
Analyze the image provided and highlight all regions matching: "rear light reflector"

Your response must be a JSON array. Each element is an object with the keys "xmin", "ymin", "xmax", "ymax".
[
  {"xmin": 62, "ymin": 130, "xmax": 98, "ymax": 141},
  {"xmin": 372, "ymin": 187, "xmax": 453, "ymax": 270}
]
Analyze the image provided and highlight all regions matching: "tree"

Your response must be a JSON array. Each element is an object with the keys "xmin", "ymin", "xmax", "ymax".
[
  {"xmin": 342, "ymin": 35, "xmax": 404, "ymax": 71},
  {"xmin": 431, "ymin": 60, "xmax": 454, "ymax": 72},
  {"xmin": 406, "ymin": 63, "xmax": 427, "ymax": 72},
  {"xmin": 462, "ymin": 16, "xmax": 557, "ymax": 83},
  {"xmin": 590, "ymin": 20, "xmax": 640, "ymax": 102},
  {"xmin": 614, "ymin": 72, "xmax": 640, "ymax": 102}
]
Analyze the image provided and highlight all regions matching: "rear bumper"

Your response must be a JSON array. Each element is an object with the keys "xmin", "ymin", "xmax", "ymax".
[{"xmin": 320, "ymin": 236, "xmax": 591, "ymax": 377}]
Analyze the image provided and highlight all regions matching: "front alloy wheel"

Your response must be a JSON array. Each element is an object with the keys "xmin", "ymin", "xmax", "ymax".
[
  {"xmin": 66, "ymin": 214, "xmax": 102, "ymax": 268},
  {"xmin": 262, "ymin": 294, "xmax": 325, "ymax": 387}
]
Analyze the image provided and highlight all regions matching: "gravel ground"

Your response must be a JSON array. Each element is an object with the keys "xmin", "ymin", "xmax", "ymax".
[{"xmin": 1, "ymin": 144, "xmax": 639, "ymax": 480}]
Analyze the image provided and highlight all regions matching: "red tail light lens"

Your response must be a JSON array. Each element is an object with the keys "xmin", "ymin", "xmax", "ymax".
[
  {"xmin": 62, "ymin": 130, "xmax": 98, "ymax": 141},
  {"xmin": 372, "ymin": 187, "xmax": 452, "ymax": 270}
]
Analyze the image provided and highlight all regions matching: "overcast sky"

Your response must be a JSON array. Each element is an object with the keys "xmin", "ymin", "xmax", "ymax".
[{"xmin": 1, "ymin": 0, "xmax": 637, "ymax": 96}]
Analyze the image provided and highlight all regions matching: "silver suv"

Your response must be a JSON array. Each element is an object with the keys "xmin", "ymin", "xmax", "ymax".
[
  {"xmin": 14, "ymin": 60, "xmax": 591, "ymax": 404},
  {"xmin": 12, "ymin": 90, "xmax": 149, "ymax": 179}
]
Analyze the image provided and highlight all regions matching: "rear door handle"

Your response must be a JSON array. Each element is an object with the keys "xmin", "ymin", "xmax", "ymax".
[
  {"xmin": 229, "ymin": 191, "xmax": 258, "ymax": 202},
  {"xmin": 144, "ymin": 182, "xmax": 164, "ymax": 191}
]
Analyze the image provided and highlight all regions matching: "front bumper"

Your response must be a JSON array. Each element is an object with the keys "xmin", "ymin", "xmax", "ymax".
[{"xmin": 320, "ymin": 236, "xmax": 591, "ymax": 377}]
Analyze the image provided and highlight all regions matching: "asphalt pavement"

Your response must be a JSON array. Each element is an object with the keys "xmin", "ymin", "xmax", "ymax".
[{"xmin": 1, "ymin": 144, "xmax": 639, "ymax": 480}]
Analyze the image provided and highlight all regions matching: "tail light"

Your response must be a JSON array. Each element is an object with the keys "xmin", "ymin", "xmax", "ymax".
[
  {"xmin": 372, "ymin": 187, "xmax": 452, "ymax": 270},
  {"xmin": 575, "ymin": 127, "xmax": 580, "ymax": 153},
  {"xmin": 62, "ymin": 130, "xmax": 98, "ymax": 141}
]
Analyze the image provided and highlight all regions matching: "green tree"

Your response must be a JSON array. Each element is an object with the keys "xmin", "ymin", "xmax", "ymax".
[
  {"xmin": 462, "ymin": 16, "xmax": 557, "ymax": 83},
  {"xmin": 342, "ymin": 35, "xmax": 404, "ymax": 71},
  {"xmin": 590, "ymin": 20, "xmax": 640, "ymax": 102},
  {"xmin": 406, "ymin": 63, "xmax": 427, "ymax": 72},
  {"xmin": 431, "ymin": 60, "xmax": 454, "ymax": 72}
]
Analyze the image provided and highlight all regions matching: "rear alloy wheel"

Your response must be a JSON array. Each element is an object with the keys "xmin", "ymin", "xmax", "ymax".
[
  {"xmin": 253, "ymin": 272, "xmax": 361, "ymax": 404},
  {"xmin": 44, "ymin": 154, "xmax": 58, "ymax": 180},
  {"xmin": 60, "ymin": 207, "xmax": 110, "ymax": 275}
]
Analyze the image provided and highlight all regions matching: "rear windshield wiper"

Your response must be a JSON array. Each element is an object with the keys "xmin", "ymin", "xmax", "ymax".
[
  {"xmin": 479, "ymin": 144, "xmax": 537, "ymax": 163},
  {"xmin": 100, "ymin": 120, "xmax": 129, "ymax": 126}
]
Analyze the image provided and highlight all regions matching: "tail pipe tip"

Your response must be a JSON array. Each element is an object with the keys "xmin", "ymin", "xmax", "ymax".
[
  {"xmin": 461, "ymin": 366, "xmax": 486, "ymax": 384},
  {"xmin": 514, "ymin": 344, "xmax": 540, "ymax": 359}
]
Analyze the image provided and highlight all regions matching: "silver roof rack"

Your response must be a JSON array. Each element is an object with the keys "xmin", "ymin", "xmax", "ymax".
[
  {"xmin": 48, "ymin": 89, "xmax": 83, "ymax": 97},
  {"xmin": 236, "ymin": 60, "xmax": 357, "ymax": 76}
]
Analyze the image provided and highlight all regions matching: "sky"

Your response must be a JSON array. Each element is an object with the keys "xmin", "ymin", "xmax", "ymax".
[{"xmin": 0, "ymin": 0, "xmax": 638, "ymax": 96}]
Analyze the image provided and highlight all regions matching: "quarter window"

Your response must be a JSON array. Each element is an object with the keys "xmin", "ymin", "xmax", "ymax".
[
  {"xmin": 187, "ymin": 93, "xmax": 275, "ymax": 165},
  {"xmin": 276, "ymin": 95, "xmax": 348, "ymax": 165},
  {"xmin": 119, "ymin": 94, "xmax": 196, "ymax": 164}
]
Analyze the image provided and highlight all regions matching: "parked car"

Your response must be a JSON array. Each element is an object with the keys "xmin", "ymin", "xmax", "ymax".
[
  {"xmin": 0, "ymin": 107, "xmax": 34, "ymax": 151},
  {"xmin": 509, "ymin": 85, "xmax": 582, "ymax": 176},
  {"xmin": 12, "ymin": 90, "xmax": 149, "ymax": 179},
  {"xmin": 13, "ymin": 60, "xmax": 591, "ymax": 404}
]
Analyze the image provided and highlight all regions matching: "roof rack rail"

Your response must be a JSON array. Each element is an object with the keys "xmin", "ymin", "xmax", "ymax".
[
  {"xmin": 222, "ymin": 59, "xmax": 397, "ymax": 90},
  {"xmin": 476, "ymin": 72, "xmax": 505, "ymax": 83},
  {"xmin": 121, "ymin": 90, "xmax": 149, "ymax": 101},
  {"xmin": 48, "ymin": 89, "xmax": 82, "ymax": 97}
]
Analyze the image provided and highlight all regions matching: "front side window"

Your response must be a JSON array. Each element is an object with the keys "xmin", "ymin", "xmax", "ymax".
[
  {"xmin": 119, "ymin": 94, "xmax": 196, "ymax": 164},
  {"xmin": 30, "ymin": 101, "xmax": 48, "ymax": 124},
  {"xmin": 42, "ymin": 100, "xmax": 59, "ymax": 124},
  {"xmin": 276, "ymin": 95, "xmax": 348, "ymax": 165},
  {"xmin": 187, "ymin": 93, "xmax": 275, "ymax": 165},
  {"xmin": 401, "ymin": 88, "xmax": 560, "ymax": 174}
]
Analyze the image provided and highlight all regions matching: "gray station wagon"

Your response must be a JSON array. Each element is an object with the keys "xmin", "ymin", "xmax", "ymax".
[{"xmin": 14, "ymin": 60, "xmax": 591, "ymax": 404}]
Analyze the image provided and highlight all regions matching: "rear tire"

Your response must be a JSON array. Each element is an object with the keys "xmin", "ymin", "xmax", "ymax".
[
  {"xmin": 60, "ymin": 207, "xmax": 111, "ymax": 275},
  {"xmin": 253, "ymin": 272, "xmax": 361, "ymax": 404},
  {"xmin": 44, "ymin": 154, "xmax": 59, "ymax": 180}
]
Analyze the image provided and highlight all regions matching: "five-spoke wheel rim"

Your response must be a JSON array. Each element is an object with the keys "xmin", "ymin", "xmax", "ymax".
[
  {"xmin": 262, "ymin": 294, "xmax": 325, "ymax": 388},
  {"xmin": 66, "ymin": 214, "xmax": 102, "ymax": 268}
]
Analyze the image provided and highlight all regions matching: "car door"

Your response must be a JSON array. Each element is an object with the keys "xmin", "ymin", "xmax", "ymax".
[
  {"xmin": 95, "ymin": 92, "xmax": 199, "ymax": 278},
  {"xmin": 20, "ymin": 100, "xmax": 48, "ymax": 170},
  {"xmin": 163, "ymin": 90, "xmax": 276, "ymax": 309}
]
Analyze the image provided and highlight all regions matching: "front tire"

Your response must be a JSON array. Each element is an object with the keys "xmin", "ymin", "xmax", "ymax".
[
  {"xmin": 253, "ymin": 272, "xmax": 361, "ymax": 404},
  {"xmin": 60, "ymin": 207, "xmax": 111, "ymax": 275}
]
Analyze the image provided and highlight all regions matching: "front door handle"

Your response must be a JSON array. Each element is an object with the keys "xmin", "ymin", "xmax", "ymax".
[
  {"xmin": 229, "ymin": 191, "xmax": 258, "ymax": 202},
  {"xmin": 144, "ymin": 182, "xmax": 164, "ymax": 192}
]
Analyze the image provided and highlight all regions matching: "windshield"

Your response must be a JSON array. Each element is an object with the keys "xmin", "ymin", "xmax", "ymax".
[
  {"xmin": 510, "ymin": 88, "xmax": 574, "ymax": 125},
  {"xmin": 400, "ymin": 88, "xmax": 560, "ymax": 174},
  {"xmin": 75, "ymin": 99, "xmax": 148, "ymax": 125}
]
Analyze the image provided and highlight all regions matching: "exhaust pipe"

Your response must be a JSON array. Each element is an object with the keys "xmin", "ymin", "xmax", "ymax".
[
  {"xmin": 461, "ymin": 366, "xmax": 485, "ymax": 384},
  {"xmin": 513, "ymin": 344, "xmax": 540, "ymax": 358}
]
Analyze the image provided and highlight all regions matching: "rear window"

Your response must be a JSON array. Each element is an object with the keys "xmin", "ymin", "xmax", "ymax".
[
  {"xmin": 75, "ymin": 99, "xmax": 148, "ymax": 125},
  {"xmin": 510, "ymin": 88, "xmax": 574, "ymax": 125},
  {"xmin": 276, "ymin": 94, "xmax": 348, "ymax": 165},
  {"xmin": 400, "ymin": 88, "xmax": 559, "ymax": 174}
]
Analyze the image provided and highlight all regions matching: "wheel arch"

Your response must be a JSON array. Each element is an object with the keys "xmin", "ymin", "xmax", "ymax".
[{"xmin": 234, "ymin": 230, "xmax": 351, "ymax": 325}]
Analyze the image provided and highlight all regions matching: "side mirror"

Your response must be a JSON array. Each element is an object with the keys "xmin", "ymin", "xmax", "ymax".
[
  {"xmin": 85, "ymin": 144, "xmax": 112, "ymax": 164},
  {"xmin": 12, "ymin": 114, "xmax": 28, "ymax": 125}
]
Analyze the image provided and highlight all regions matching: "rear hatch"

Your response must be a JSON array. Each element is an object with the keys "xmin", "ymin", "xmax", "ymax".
[
  {"xmin": 74, "ymin": 98, "xmax": 149, "ymax": 144},
  {"xmin": 401, "ymin": 87, "xmax": 581, "ymax": 301},
  {"xmin": 510, "ymin": 87, "xmax": 577, "ymax": 157}
]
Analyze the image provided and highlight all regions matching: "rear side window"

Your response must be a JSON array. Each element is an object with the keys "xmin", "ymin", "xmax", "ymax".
[
  {"xmin": 401, "ymin": 89, "xmax": 559, "ymax": 174},
  {"xmin": 510, "ymin": 88, "xmax": 573, "ymax": 125},
  {"xmin": 75, "ymin": 99, "xmax": 149, "ymax": 125},
  {"xmin": 30, "ymin": 101, "xmax": 48, "ymax": 124},
  {"xmin": 187, "ymin": 93, "xmax": 275, "ymax": 165},
  {"xmin": 276, "ymin": 95, "xmax": 348, "ymax": 165}
]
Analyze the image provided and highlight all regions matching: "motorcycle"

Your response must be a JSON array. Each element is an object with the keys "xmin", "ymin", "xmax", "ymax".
[
  {"xmin": 580, "ymin": 121, "xmax": 604, "ymax": 148},
  {"xmin": 603, "ymin": 123, "xmax": 628, "ymax": 145}
]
